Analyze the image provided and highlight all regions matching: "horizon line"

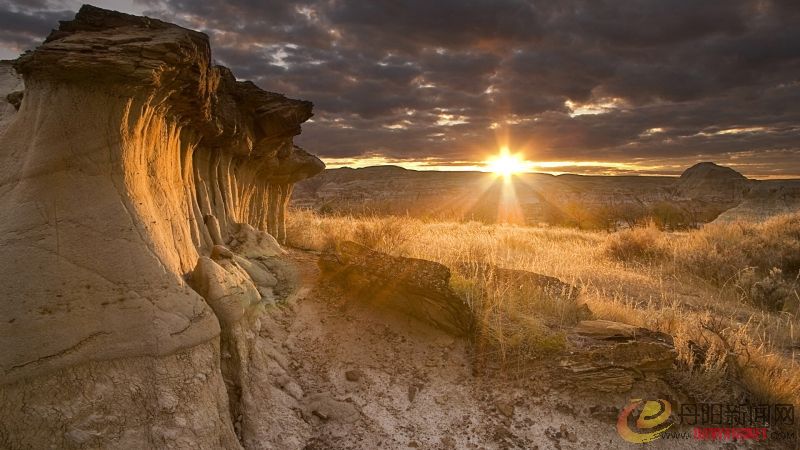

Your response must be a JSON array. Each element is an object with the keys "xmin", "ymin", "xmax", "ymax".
[{"xmin": 321, "ymin": 160, "xmax": 800, "ymax": 181}]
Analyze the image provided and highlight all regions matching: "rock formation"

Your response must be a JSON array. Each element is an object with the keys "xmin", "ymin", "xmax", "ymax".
[
  {"xmin": 674, "ymin": 161, "xmax": 749, "ymax": 206},
  {"xmin": 319, "ymin": 241, "xmax": 473, "ymax": 336},
  {"xmin": 559, "ymin": 320, "xmax": 677, "ymax": 392},
  {"xmin": 0, "ymin": 6, "xmax": 322, "ymax": 448}
]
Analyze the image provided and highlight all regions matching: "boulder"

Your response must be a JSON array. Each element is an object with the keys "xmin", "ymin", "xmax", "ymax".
[
  {"xmin": 231, "ymin": 222, "xmax": 286, "ymax": 258},
  {"xmin": 319, "ymin": 241, "xmax": 473, "ymax": 335},
  {"xmin": 188, "ymin": 257, "xmax": 261, "ymax": 326},
  {"xmin": 559, "ymin": 320, "xmax": 676, "ymax": 392},
  {"xmin": 234, "ymin": 255, "xmax": 279, "ymax": 287}
]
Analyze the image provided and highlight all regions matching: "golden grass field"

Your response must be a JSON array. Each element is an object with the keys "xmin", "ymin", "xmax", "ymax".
[{"xmin": 287, "ymin": 209, "xmax": 800, "ymax": 409}]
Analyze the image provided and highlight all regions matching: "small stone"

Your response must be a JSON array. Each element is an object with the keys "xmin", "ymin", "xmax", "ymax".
[
  {"xmin": 407, "ymin": 442, "xmax": 419, "ymax": 448},
  {"xmin": 345, "ymin": 369, "xmax": 363, "ymax": 382},
  {"xmin": 312, "ymin": 410, "xmax": 329, "ymax": 421},
  {"xmin": 408, "ymin": 385, "xmax": 418, "ymax": 402},
  {"xmin": 495, "ymin": 400, "xmax": 515, "ymax": 418}
]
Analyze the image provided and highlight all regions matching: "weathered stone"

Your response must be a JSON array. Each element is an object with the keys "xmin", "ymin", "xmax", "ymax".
[
  {"xmin": 231, "ymin": 222, "xmax": 286, "ymax": 258},
  {"xmin": 572, "ymin": 319, "xmax": 640, "ymax": 340},
  {"xmin": 188, "ymin": 256, "xmax": 260, "ymax": 326},
  {"xmin": 0, "ymin": 6, "xmax": 322, "ymax": 448},
  {"xmin": 319, "ymin": 241, "xmax": 473, "ymax": 336},
  {"xmin": 495, "ymin": 400, "xmax": 515, "ymax": 418},
  {"xmin": 302, "ymin": 393, "xmax": 360, "ymax": 424},
  {"xmin": 0, "ymin": 4, "xmax": 322, "ymax": 384},
  {"xmin": 345, "ymin": 369, "xmax": 363, "ymax": 382},
  {"xmin": 205, "ymin": 215, "xmax": 225, "ymax": 247},
  {"xmin": 559, "ymin": 320, "xmax": 676, "ymax": 392},
  {"xmin": 210, "ymin": 244, "xmax": 233, "ymax": 260},
  {"xmin": 234, "ymin": 254, "xmax": 278, "ymax": 287}
]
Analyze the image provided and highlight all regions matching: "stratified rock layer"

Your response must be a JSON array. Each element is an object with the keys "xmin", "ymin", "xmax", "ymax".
[
  {"xmin": 319, "ymin": 241, "xmax": 473, "ymax": 336},
  {"xmin": 559, "ymin": 320, "xmax": 677, "ymax": 392},
  {"xmin": 0, "ymin": 5, "xmax": 322, "ymax": 449}
]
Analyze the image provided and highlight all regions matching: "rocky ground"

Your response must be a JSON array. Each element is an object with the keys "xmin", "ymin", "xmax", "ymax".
[{"xmin": 255, "ymin": 249, "xmax": 728, "ymax": 450}]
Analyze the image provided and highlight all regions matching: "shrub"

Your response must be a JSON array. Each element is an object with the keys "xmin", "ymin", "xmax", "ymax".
[
  {"xmin": 352, "ymin": 216, "xmax": 413, "ymax": 255},
  {"xmin": 674, "ymin": 214, "xmax": 800, "ymax": 309},
  {"xmin": 603, "ymin": 223, "xmax": 669, "ymax": 263},
  {"xmin": 745, "ymin": 268, "xmax": 798, "ymax": 312}
]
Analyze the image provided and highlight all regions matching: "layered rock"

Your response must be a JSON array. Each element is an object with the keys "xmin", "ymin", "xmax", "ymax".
[
  {"xmin": 0, "ymin": 6, "xmax": 322, "ymax": 448},
  {"xmin": 559, "ymin": 320, "xmax": 677, "ymax": 392},
  {"xmin": 319, "ymin": 241, "xmax": 473, "ymax": 335}
]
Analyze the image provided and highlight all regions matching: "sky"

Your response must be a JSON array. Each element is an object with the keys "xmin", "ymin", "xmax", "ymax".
[{"xmin": 1, "ymin": 0, "xmax": 799, "ymax": 177}]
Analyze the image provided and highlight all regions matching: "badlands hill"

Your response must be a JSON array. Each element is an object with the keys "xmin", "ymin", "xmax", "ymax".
[{"xmin": 293, "ymin": 162, "xmax": 800, "ymax": 227}]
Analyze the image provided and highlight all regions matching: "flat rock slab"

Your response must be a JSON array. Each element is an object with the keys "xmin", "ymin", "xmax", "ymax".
[
  {"xmin": 560, "ymin": 320, "xmax": 677, "ymax": 392},
  {"xmin": 318, "ymin": 241, "xmax": 473, "ymax": 336}
]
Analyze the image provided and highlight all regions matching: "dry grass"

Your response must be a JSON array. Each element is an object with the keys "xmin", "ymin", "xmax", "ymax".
[
  {"xmin": 603, "ymin": 221, "xmax": 670, "ymax": 262},
  {"xmin": 287, "ymin": 209, "xmax": 800, "ymax": 406}
]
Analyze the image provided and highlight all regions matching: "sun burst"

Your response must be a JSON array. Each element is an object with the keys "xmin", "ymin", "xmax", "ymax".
[{"xmin": 486, "ymin": 147, "xmax": 528, "ymax": 177}]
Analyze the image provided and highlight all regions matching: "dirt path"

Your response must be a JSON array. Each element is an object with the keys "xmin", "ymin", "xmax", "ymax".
[{"xmin": 258, "ymin": 249, "xmax": 720, "ymax": 450}]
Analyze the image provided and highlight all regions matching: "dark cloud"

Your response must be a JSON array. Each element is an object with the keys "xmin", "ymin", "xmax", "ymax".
[
  {"xmin": 0, "ymin": 0, "xmax": 73, "ymax": 53},
  {"xmin": 1, "ymin": 0, "xmax": 799, "ymax": 176}
]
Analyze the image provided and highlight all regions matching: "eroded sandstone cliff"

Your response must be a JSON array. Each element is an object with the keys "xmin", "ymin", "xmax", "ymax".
[{"xmin": 0, "ymin": 5, "xmax": 322, "ymax": 449}]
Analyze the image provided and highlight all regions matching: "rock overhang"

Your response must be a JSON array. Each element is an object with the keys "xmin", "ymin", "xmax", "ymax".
[{"xmin": 14, "ymin": 4, "xmax": 322, "ymax": 175}]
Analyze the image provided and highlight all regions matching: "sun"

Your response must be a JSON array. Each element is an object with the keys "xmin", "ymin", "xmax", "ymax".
[{"xmin": 486, "ymin": 147, "xmax": 528, "ymax": 177}]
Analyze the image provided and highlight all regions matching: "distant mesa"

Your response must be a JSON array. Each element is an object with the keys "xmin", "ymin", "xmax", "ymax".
[
  {"xmin": 679, "ymin": 161, "xmax": 747, "ymax": 181},
  {"xmin": 675, "ymin": 162, "xmax": 750, "ymax": 205}
]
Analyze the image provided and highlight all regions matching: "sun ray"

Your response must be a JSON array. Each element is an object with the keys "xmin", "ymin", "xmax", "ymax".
[
  {"xmin": 485, "ymin": 147, "xmax": 530, "ymax": 178},
  {"xmin": 480, "ymin": 147, "xmax": 529, "ymax": 223}
]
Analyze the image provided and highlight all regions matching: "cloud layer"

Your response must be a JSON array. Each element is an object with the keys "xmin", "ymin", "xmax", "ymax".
[{"xmin": 2, "ymin": 0, "xmax": 799, "ymax": 176}]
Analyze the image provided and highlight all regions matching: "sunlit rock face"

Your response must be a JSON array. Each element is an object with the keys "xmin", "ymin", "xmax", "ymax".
[{"xmin": 0, "ymin": 5, "xmax": 322, "ymax": 448}]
